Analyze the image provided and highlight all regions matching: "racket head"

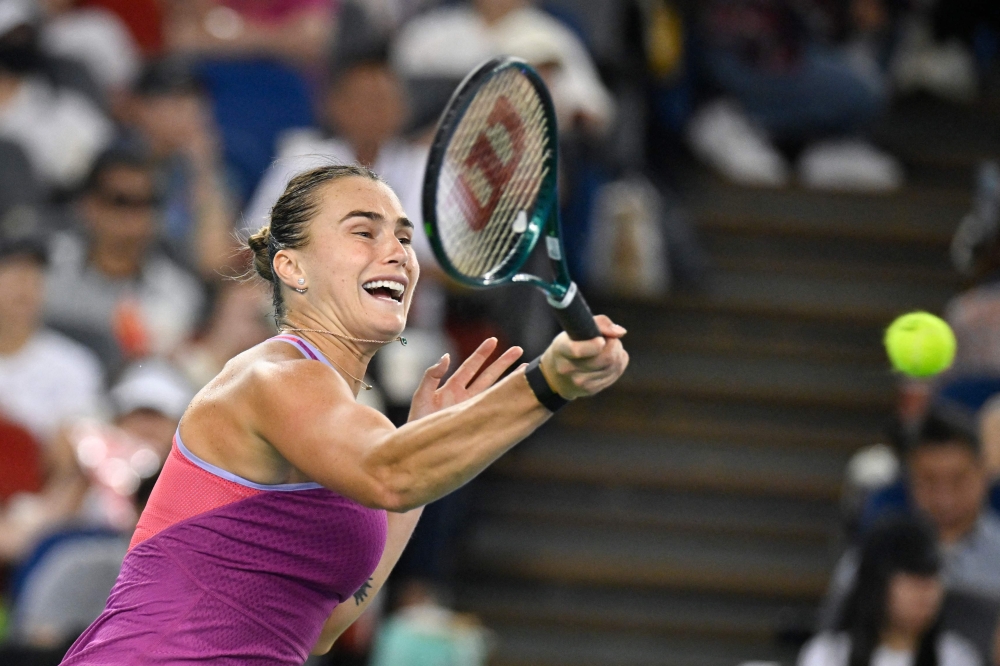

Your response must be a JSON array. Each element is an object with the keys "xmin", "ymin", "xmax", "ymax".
[{"xmin": 422, "ymin": 57, "xmax": 559, "ymax": 289}]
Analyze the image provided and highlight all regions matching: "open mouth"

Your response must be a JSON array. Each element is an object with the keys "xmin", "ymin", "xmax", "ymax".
[{"xmin": 362, "ymin": 279, "xmax": 405, "ymax": 303}]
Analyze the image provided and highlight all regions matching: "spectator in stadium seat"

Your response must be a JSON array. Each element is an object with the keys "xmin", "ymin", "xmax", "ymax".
[
  {"xmin": 163, "ymin": 0, "xmax": 338, "ymax": 67},
  {"xmin": 128, "ymin": 58, "xmax": 238, "ymax": 278},
  {"xmin": 44, "ymin": 146, "xmax": 206, "ymax": 373},
  {"xmin": 243, "ymin": 53, "xmax": 446, "ymax": 335},
  {"xmin": 172, "ymin": 280, "xmax": 275, "ymax": 390},
  {"xmin": 0, "ymin": 213, "xmax": 104, "ymax": 453},
  {"xmin": 0, "ymin": 0, "xmax": 113, "ymax": 191},
  {"xmin": 36, "ymin": 0, "xmax": 142, "ymax": 102},
  {"xmin": 801, "ymin": 517, "xmax": 981, "ymax": 666},
  {"xmin": 687, "ymin": 0, "xmax": 903, "ymax": 192},
  {"xmin": 824, "ymin": 415, "xmax": 1000, "ymax": 629},
  {"xmin": 392, "ymin": 0, "xmax": 614, "ymax": 135}
]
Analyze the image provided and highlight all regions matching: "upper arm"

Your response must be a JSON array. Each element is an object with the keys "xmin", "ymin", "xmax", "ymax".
[{"xmin": 247, "ymin": 361, "xmax": 398, "ymax": 508}]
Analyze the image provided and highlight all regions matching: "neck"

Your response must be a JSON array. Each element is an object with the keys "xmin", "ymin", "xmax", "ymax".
[
  {"xmin": 281, "ymin": 313, "xmax": 380, "ymax": 394},
  {"xmin": 0, "ymin": 320, "xmax": 36, "ymax": 355},
  {"xmin": 880, "ymin": 627, "xmax": 921, "ymax": 652},
  {"xmin": 939, "ymin": 515, "xmax": 978, "ymax": 546},
  {"xmin": 90, "ymin": 244, "xmax": 143, "ymax": 279}
]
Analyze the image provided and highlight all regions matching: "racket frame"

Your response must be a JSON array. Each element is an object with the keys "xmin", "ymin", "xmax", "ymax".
[{"xmin": 422, "ymin": 57, "xmax": 568, "ymax": 300}]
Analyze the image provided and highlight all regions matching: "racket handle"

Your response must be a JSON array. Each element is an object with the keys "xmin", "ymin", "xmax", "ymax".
[{"xmin": 547, "ymin": 282, "xmax": 602, "ymax": 341}]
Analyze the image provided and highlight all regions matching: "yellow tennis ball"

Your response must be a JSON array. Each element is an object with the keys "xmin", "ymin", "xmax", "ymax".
[{"xmin": 884, "ymin": 312, "xmax": 956, "ymax": 378}]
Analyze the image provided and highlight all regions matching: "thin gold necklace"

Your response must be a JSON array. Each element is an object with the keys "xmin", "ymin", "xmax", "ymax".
[
  {"xmin": 280, "ymin": 327, "xmax": 407, "ymax": 346},
  {"xmin": 279, "ymin": 326, "xmax": 405, "ymax": 391}
]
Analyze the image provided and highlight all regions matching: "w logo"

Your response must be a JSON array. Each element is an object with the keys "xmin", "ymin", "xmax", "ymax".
[{"xmin": 457, "ymin": 97, "xmax": 526, "ymax": 232}]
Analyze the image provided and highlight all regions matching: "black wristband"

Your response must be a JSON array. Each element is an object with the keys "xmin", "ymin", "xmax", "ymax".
[{"xmin": 525, "ymin": 356, "xmax": 569, "ymax": 412}]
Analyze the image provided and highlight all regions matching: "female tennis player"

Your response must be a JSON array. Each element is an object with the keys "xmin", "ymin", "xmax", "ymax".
[{"xmin": 60, "ymin": 164, "xmax": 627, "ymax": 665}]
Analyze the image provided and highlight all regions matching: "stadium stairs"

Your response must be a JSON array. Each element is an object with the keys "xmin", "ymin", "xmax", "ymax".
[{"xmin": 452, "ymin": 95, "xmax": 998, "ymax": 666}]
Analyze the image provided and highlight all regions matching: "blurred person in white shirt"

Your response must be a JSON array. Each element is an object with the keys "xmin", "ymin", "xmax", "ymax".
[
  {"xmin": 0, "ymin": 0, "xmax": 112, "ymax": 191},
  {"xmin": 0, "ymin": 211, "xmax": 104, "ymax": 453}
]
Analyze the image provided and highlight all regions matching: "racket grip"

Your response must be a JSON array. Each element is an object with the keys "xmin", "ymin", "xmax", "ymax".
[{"xmin": 547, "ymin": 282, "xmax": 602, "ymax": 340}]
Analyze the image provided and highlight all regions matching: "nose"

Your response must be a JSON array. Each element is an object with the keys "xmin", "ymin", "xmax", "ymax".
[{"xmin": 382, "ymin": 233, "xmax": 409, "ymax": 266}]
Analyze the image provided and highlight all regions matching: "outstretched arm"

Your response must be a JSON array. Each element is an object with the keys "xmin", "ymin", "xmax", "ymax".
[{"xmin": 254, "ymin": 316, "xmax": 628, "ymax": 512}]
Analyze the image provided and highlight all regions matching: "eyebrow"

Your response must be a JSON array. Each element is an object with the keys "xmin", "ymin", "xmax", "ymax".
[{"xmin": 340, "ymin": 210, "xmax": 413, "ymax": 229}]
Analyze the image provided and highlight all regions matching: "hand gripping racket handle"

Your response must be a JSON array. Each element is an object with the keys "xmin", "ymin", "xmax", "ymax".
[{"xmin": 546, "ymin": 282, "xmax": 602, "ymax": 341}]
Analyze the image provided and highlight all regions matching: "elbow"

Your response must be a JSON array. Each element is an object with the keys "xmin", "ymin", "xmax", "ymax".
[{"xmin": 365, "ymin": 464, "xmax": 420, "ymax": 513}]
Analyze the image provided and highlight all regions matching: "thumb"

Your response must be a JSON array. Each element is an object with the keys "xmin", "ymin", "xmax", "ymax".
[{"xmin": 412, "ymin": 354, "xmax": 449, "ymax": 400}]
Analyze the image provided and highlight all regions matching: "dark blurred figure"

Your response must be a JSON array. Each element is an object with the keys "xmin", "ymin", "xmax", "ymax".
[
  {"xmin": 825, "ymin": 415, "xmax": 1000, "ymax": 633},
  {"xmin": 0, "ymin": 0, "xmax": 112, "ymax": 191},
  {"xmin": 128, "ymin": 58, "xmax": 238, "ymax": 278},
  {"xmin": 44, "ymin": 146, "xmax": 206, "ymax": 373},
  {"xmin": 688, "ymin": 0, "xmax": 903, "ymax": 191},
  {"xmin": 801, "ymin": 517, "xmax": 980, "ymax": 666}
]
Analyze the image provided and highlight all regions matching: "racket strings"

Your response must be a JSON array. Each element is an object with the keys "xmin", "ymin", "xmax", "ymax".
[{"xmin": 436, "ymin": 68, "xmax": 552, "ymax": 278}]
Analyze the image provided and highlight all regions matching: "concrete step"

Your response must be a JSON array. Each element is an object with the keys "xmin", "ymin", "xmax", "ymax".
[
  {"xmin": 475, "ymin": 479, "xmax": 839, "ymax": 541},
  {"xmin": 486, "ymin": 623, "xmax": 795, "ymax": 666},
  {"xmin": 560, "ymin": 394, "xmax": 886, "ymax": 452},
  {"xmin": 463, "ymin": 519, "xmax": 836, "ymax": 598},
  {"xmin": 494, "ymin": 428, "xmax": 852, "ymax": 500},
  {"xmin": 702, "ymin": 230, "xmax": 957, "ymax": 285},
  {"xmin": 593, "ymin": 305, "xmax": 887, "ymax": 364},
  {"xmin": 457, "ymin": 582, "xmax": 815, "ymax": 640},
  {"xmin": 666, "ymin": 269, "xmax": 952, "ymax": 323},
  {"xmin": 615, "ymin": 348, "xmax": 895, "ymax": 409}
]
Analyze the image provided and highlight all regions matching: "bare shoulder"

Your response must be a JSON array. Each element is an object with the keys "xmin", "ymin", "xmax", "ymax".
[
  {"xmin": 191, "ymin": 339, "xmax": 355, "ymax": 430},
  {"xmin": 179, "ymin": 339, "xmax": 358, "ymax": 484}
]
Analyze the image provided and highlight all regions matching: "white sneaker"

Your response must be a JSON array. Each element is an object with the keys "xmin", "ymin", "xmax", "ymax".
[
  {"xmin": 686, "ymin": 99, "xmax": 790, "ymax": 187},
  {"xmin": 891, "ymin": 17, "xmax": 978, "ymax": 102},
  {"xmin": 797, "ymin": 139, "xmax": 904, "ymax": 192}
]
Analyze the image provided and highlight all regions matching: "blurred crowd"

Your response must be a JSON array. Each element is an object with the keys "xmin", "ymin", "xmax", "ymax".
[{"xmin": 0, "ymin": 0, "xmax": 997, "ymax": 664}]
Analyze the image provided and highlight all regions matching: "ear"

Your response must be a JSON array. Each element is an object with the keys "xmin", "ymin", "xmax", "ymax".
[{"xmin": 272, "ymin": 250, "xmax": 306, "ymax": 291}]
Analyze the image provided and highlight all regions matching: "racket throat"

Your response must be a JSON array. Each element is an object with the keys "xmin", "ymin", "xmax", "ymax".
[{"xmin": 511, "ymin": 273, "xmax": 571, "ymax": 305}]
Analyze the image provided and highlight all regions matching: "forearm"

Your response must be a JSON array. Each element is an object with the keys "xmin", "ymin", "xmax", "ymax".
[
  {"xmin": 312, "ymin": 507, "xmax": 423, "ymax": 654},
  {"xmin": 368, "ymin": 370, "xmax": 549, "ymax": 512}
]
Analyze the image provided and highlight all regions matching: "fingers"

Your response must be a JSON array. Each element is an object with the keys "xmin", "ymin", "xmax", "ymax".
[
  {"xmin": 449, "ymin": 337, "xmax": 499, "ymax": 388},
  {"xmin": 411, "ymin": 353, "xmax": 450, "ymax": 404},
  {"xmin": 467, "ymin": 346, "xmax": 524, "ymax": 394},
  {"xmin": 594, "ymin": 315, "xmax": 627, "ymax": 339},
  {"xmin": 549, "ymin": 316, "xmax": 626, "ymax": 362}
]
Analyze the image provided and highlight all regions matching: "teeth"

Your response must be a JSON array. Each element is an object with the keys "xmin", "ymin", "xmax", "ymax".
[{"xmin": 362, "ymin": 280, "xmax": 405, "ymax": 296}]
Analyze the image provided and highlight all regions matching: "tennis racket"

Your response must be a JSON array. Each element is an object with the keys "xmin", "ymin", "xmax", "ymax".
[{"xmin": 422, "ymin": 56, "xmax": 602, "ymax": 341}]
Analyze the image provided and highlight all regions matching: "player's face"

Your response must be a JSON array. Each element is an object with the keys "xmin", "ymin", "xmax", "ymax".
[{"xmin": 299, "ymin": 177, "xmax": 418, "ymax": 339}]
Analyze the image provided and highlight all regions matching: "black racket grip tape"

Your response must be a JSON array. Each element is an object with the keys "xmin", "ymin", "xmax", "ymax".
[{"xmin": 551, "ymin": 285, "xmax": 602, "ymax": 340}]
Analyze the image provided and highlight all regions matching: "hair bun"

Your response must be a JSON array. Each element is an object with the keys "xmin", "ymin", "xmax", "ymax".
[{"xmin": 247, "ymin": 225, "xmax": 275, "ymax": 282}]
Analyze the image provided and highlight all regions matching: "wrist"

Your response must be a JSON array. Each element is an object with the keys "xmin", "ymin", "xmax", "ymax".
[{"xmin": 525, "ymin": 355, "xmax": 569, "ymax": 412}]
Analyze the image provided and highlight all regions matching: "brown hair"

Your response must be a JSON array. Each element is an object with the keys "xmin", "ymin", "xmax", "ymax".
[{"xmin": 247, "ymin": 163, "xmax": 382, "ymax": 324}]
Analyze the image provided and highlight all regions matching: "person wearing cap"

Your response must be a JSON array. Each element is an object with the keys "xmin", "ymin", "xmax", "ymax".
[
  {"xmin": 44, "ymin": 145, "xmax": 206, "ymax": 373},
  {"xmin": 127, "ymin": 58, "xmax": 237, "ymax": 278},
  {"xmin": 0, "ymin": 0, "xmax": 112, "ymax": 190},
  {"xmin": 0, "ymin": 212, "xmax": 104, "ymax": 452},
  {"xmin": 110, "ymin": 360, "xmax": 195, "ymax": 459},
  {"xmin": 800, "ymin": 516, "xmax": 981, "ymax": 666},
  {"xmin": 391, "ymin": 0, "xmax": 615, "ymax": 135}
]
